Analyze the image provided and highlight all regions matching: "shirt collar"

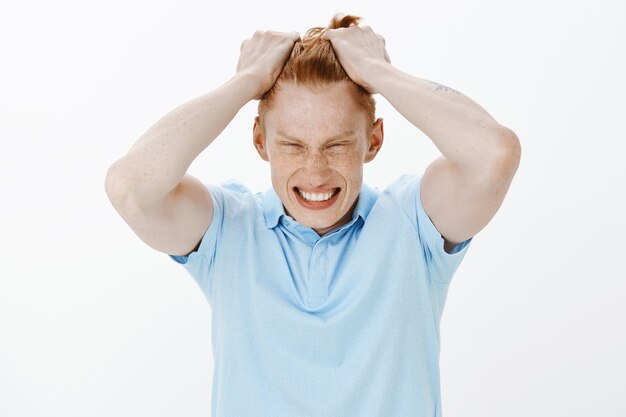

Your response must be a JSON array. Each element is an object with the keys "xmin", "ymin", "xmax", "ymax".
[{"xmin": 263, "ymin": 183, "xmax": 378, "ymax": 230}]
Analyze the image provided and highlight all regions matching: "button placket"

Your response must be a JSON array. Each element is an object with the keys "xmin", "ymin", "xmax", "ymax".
[{"xmin": 307, "ymin": 240, "xmax": 327, "ymax": 305}]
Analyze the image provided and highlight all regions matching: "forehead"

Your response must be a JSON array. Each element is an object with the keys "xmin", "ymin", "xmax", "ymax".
[{"xmin": 265, "ymin": 82, "xmax": 366, "ymax": 140}]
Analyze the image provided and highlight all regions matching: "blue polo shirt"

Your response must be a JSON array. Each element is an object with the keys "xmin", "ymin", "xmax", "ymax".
[{"xmin": 169, "ymin": 173, "xmax": 473, "ymax": 417}]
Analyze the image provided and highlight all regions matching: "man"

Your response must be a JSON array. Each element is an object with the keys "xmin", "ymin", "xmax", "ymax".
[{"xmin": 105, "ymin": 14, "xmax": 520, "ymax": 417}]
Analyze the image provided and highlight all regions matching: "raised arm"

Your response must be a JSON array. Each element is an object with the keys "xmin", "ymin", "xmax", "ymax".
[
  {"xmin": 323, "ymin": 25, "xmax": 521, "ymax": 252},
  {"xmin": 104, "ymin": 30, "xmax": 301, "ymax": 256}
]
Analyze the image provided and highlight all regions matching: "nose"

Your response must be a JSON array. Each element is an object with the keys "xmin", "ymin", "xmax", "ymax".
[
  {"xmin": 303, "ymin": 151, "xmax": 332, "ymax": 184},
  {"xmin": 304, "ymin": 149, "xmax": 329, "ymax": 169}
]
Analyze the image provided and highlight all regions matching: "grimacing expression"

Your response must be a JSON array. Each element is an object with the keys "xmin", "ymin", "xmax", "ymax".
[{"xmin": 253, "ymin": 81, "xmax": 384, "ymax": 237}]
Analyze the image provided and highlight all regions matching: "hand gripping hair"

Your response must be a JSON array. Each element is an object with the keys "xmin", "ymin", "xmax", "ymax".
[{"xmin": 256, "ymin": 13, "xmax": 377, "ymax": 137}]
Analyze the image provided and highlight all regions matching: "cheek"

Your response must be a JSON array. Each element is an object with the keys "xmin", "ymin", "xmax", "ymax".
[
  {"xmin": 339, "ymin": 154, "xmax": 364, "ymax": 178},
  {"xmin": 270, "ymin": 157, "xmax": 298, "ymax": 178},
  {"xmin": 332, "ymin": 152, "xmax": 363, "ymax": 168}
]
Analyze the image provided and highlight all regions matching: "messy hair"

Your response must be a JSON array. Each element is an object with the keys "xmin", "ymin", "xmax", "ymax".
[{"xmin": 256, "ymin": 13, "xmax": 377, "ymax": 137}]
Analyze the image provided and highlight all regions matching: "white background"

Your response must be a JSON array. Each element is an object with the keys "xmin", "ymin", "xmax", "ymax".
[{"xmin": 1, "ymin": 0, "xmax": 625, "ymax": 416}]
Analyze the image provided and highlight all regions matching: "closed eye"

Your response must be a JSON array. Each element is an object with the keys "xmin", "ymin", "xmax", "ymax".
[{"xmin": 327, "ymin": 143, "xmax": 348, "ymax": 149}]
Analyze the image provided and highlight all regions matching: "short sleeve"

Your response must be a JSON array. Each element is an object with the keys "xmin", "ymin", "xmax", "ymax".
[
  {"xmin": 389, "ymin": 174, "xmax": 473, "ymax": 284},
  {"xmin": 167, "ymin": 179, "xmax": 249, "ymax": 298}
]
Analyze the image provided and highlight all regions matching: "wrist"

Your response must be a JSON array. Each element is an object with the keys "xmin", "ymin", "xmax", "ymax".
[
  {"xmin": 228, "ymin": 71, "xmax": 264, "ymax": 102},
  {"xmin": 363, "ymin": 59, "xmax": 395, "ymax": 95}
]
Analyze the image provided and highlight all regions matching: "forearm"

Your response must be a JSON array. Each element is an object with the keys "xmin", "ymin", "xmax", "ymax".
[
  {"xmin": 106, "ymin": 72, "xmax": 258, "ymax": 205},
  {"xmin": 366, "ymin": 61, "xmax": 518, "ymax": 174}
]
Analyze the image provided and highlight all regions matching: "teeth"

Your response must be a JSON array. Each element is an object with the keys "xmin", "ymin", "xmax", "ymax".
[{"xmin": 297, "ymin": 188, "xmax": 337, "ymax": 202}]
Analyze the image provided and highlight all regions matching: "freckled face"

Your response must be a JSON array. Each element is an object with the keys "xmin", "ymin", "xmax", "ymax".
[{"xmin": 253, "ymin": 82, "xmax": 383, "ymax": 236}]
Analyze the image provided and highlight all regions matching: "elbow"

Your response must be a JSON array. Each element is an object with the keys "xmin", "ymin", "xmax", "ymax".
[
  {"xmin": 501, "ymin": 126, "xmax": 521, "ymax": 152},
  {"xmin": 105, "ymin": 161, "xmax": 133, "ymax": 204},
  {"xmin": 104, "ymin": 166, "xmax": 117, "ymax": 197},
  {"xmin": 488, "ymin": 127, "xmax": 522, "ymax": 179},
  {"xmin": 501, "ymin": 127, "xmax": 522, "ymax": 165}
]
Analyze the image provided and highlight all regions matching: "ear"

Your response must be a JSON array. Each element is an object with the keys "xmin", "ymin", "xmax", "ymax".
[
  {"xmin": 253, "ymin": 116, "xmax": 269, "ymax": 162},
  {"xmin": 363, "ymin": 117, "xmax": 384, "ymax": 163}
]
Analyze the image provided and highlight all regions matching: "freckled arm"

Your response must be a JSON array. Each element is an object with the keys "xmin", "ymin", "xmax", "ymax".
[{"xmin": 364, "ymin": 61, "xmax": 520, "ymax": 175}]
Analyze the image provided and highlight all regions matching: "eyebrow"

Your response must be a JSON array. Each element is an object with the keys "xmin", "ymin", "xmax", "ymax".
[{"xmin": 276, "ymin": 129, "xmax": 355, "ymax": 145}]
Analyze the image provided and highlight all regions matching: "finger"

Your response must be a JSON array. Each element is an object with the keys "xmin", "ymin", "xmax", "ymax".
[{"xmin": 275, "ymin": 30, "xmax": 300, "ymax": 41}]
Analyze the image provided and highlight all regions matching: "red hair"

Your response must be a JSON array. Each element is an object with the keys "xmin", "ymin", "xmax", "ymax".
[{"xmin": 256, "ymin": 13, "xmax": 377, "ymax": 137}]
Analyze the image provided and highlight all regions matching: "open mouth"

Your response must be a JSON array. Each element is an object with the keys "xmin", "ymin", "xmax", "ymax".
[{"xmin": 293, "ymin": 187, "xmax": 341, "ymax": 209}]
